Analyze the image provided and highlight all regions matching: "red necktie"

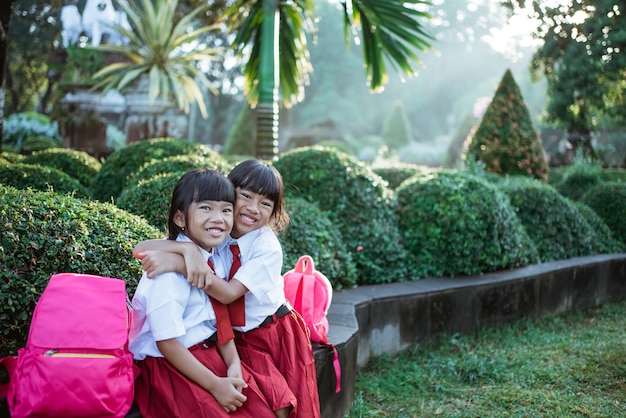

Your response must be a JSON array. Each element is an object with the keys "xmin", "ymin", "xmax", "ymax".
[
  {"xmin": 206, "ymin": 258, "xmax": 234, "ymax": 345},
  {"xmin": 227, "ymin": 244, "xmax": 246, "ymax": 326}
]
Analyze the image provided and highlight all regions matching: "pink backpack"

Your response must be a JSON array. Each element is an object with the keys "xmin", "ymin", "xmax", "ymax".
[
  {"xmin": 0, "ymin": 273, "xmax": 136, "ymax": 418},
  {"xmin": 283, "ymin": 255, "xmax": 341, "ymax": 392}
]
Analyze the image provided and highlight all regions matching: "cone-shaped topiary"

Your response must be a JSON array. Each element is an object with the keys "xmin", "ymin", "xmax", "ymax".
[
  {"xmin": 465, "ymin": 69, "xmax": 549, "ymax": 180},
  {"xmin": 381, "ymin": 100, "xmax": 413, "ymax": 149}
]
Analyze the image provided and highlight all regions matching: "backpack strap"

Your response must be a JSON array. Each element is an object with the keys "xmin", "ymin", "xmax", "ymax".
[{"xmin": 0, "ymin": 356, "xmax": 17, "ymax": 399}]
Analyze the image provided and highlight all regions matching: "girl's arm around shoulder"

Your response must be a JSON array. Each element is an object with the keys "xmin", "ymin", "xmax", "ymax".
[{"xmin": 156, "ymin": 338, "xmax": 247, "ymax": 412}]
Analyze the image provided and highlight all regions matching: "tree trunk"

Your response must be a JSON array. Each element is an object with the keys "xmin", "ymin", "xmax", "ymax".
[
  {"xmin": 255, "ymin": 0, "xmax": 279, "ymax": 160},
  {"xmin": 0, "ymin": 0, "xmax": 16, "ymax": 152}
]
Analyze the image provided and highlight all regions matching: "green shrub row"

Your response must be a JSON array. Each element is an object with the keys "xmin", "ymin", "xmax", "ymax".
[{"xmin": 2, "ymin": 141, "xmax": 626, "ymax": 359}]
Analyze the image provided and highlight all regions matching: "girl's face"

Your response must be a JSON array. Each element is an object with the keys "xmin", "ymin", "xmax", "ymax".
[
  {"xmin": 231, "ymin": 187, "xmax": 274, "ymax": 238},
  {"xmin": 174, "ymin": 200, "xmax": 233, "ymax": 250}
]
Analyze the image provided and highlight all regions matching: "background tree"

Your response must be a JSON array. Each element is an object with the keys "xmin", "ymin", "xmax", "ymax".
[
  {"xmin": 465, "ymin": 69, "xmax": 549, "ymax": 180},
  {"xmin": 503, "ymin": 0, "xmax": 626, "ymax": 157},
  {"xmin": 224, "ymin": 0, "xmax": 434, "ymax": 159},
  {"xmin": 1, "ymin": 0, "xmax": 18, "ymax": 150},
  {"xmin": 381, "ymin": 100, "xmax": 413, "ymax": 150}
]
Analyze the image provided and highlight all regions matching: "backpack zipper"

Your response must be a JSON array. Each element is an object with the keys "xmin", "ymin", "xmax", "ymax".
[{"xmin": 44, "ymin": 349, "xmax": 116, "ymax": 359}]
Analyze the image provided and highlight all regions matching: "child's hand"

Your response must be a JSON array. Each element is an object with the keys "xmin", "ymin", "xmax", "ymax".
[
  {"xmin": 227, "ymin": 362, "xmax": 245, "ymax": 392},
  {"xmin": 210, "ymin": 377, "xmax": 248, "ymax": 412},
  {"xmin": 138, "ymin": 251, "xmax": 181, "ymax": 278},
  {"xmin": 183, "ymin": 249, "xmax": 214, "ymax": 288}
]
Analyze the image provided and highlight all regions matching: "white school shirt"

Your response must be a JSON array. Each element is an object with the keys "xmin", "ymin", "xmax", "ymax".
[
  {"xmin": 129, "ymin": 235, "xmax": 226, "ymax": 360},
  {"xmin": 215, "ymin": 226, "xmax": 287, "ymax": 332}
]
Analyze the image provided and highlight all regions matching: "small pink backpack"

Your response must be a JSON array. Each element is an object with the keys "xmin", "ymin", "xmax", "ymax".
[
  {"xmin": 283, "ymin": 255, "xmax": 341, "ymax": 392},
  {"xmin": 0, "ymin": 273, "xmax": 136, "ymax": 418}
]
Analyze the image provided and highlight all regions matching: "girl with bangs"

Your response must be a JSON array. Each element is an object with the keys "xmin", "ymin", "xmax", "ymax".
[{"xmin": 134, "ymin": 160, "xmax": 320, "ymax": 417}]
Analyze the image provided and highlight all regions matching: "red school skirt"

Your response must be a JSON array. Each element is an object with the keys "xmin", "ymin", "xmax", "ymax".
[
  {"xmin": 134, "ymin": 342, "xmax": 277, "ymax": 418},
  {"xmin": 235, "ymin": 309, "xmax": 321, "ymax": 418}
]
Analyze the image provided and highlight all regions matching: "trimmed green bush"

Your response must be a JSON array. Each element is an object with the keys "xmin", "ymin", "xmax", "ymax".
[
  {"xmin": 581, "ymin": 182, "xmax": 626, "ymax": 245},
  {"xmin": 129, "ymin": 154, "xmax": 230, "ymax": 185},
  {"xmin": 274, "ymin": 146, "xmax": 414, "ymax": 284},
  {"xmin": 600, "ymin": 168, "xmax": 626, "ymax": 183},
  {"xmin": 116, "ymin": 173, "xmax": 182, "ymax": 232},
  {"xmin": 23, "ymin": 148, "xmax": 102, "ymax": 187},
  {"xmin": 396, "ymin": 171, "xmax": 538, "ymax": 277},
  {"xmin": 373, "ymin": 164, "xmax": 434, "ymax": 190},
  {"xmin": 465, "ymin": 69, "xmax": 549, "ymax": 181},
  {"xmin": 90, "ymin": 138, "xmax": 222, "ymax": 202},
  {"xmin": 0, "ymin": 162, "xmax": 90, "ymax": 198},
  {"xmin": 279, "ymin": 197, "xmax": 357, "ymax": 289},
  {"xmin": 0, "ymin": 152, "xmax": 25, "ymax": 164},
  {"xmin": 499, "ymin": 176, "xmax": 616, "ymax": 262},
  {"xmin": 555, "ymin": 154, "xmax": 602, "ymax": 201},
  {"xmin": 0, "ymin": 185, "xmax": 161, "ymax": 357},
  {"xmin": 573, "ymin": 202, "xmax": 624, "ymax": 253},
  {"xmin": 21, "ymin": 136, "xmax": 61, "ymax": 154}
]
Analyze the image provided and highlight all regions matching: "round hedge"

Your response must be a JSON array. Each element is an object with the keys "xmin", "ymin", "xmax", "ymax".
[
  {"xmin": 573, "ymin": 201, "xmax": 624, "ymax": 253},
  {"xmin": 278, "ymin": 196, "xmax": 357, "ymax": 289},
  {"xmin": 499, "ymin": 176, "xmax": 615, "ymax": 262},
  {"xmin": 0, "ymin": 162, "xmax": 90, "ymax": 198},
  {"xmin": 116, "ymin": 172, "xmax": 183, "ymax": 232},
  {"xmin": 0, "ymin": 152, "xmax": 25, "ymax": 164},
  {"xmin": 372, "ymin": 164, "xmax": 433, "ymax": 190},
  {"xmin": 23, "ymin": 148, "xmax": 102, "ymax": 187},
  {"xmin": 274, "ymin": 146, "xmax": 415, "ymax": 285},
  {"xmin": 555, "ymin": 170, "xmax": 601, "ymax": 202},
  {"xmin": 396, "ymin": 171, "xmax": 539, "ymax": 277},
  {"xmin": 89, "ymin": 138, "xmax": 222, "ymax": 202},
  {"xmin": 0, "ymin": 185, "xmax": 161, "ymax": 357},
  {"xmin": 581, "ymin": 182, "xmax": 626, "ymax": 245},
  {"xmin": 129, "ymin": 154, "xmax": 230, "ymax": 185}
]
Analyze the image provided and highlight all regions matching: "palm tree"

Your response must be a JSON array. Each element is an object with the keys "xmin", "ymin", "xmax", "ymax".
[
  {"xmin": 224, "ymin": 0, "xmax": 434, "ymax": 159},
  {"xmin": 92, "ymin": 0, "xmax": 221, "ymax": 119}
]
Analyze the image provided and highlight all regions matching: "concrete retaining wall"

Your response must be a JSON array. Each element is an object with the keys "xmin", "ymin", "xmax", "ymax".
[{"xmin": 315, "ymin": 254, "xmax": 626, "ymax": 418}]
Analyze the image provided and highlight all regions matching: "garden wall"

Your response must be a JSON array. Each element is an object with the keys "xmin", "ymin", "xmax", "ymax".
[{"xmin": 315, "ymin": 253, "xmax": 626, "ymax": 418}]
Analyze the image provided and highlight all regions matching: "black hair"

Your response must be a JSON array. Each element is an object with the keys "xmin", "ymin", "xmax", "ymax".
[
  {"xmin": 227, "ymin": 159, "xmax": 289, "ymax": 231},
  {"xmin": 167, "ymin": 169, "xmax": 235, "ymax": 240}
]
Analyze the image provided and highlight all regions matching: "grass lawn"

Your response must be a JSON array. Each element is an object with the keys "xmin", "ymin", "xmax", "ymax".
[{"xmin": 347, "ymin": 301, "xmax": 626, "ymax": 417}]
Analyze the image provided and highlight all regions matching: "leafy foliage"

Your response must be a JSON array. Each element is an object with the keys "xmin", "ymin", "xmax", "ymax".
[
  {"xmin": 504, "ymin": 0, "xmax": 626, "ymax": 134},
  {"xmin": 1, "ymin": 112, "xmax": 61, "ymax": 148},
  {"xmin": 0, "ymin": 185, "xmax": 161, "ymax": 357},
  {"xmin": 89, "ymin": 138, "xmax": 222, "ymax": 202},
  {"xmin": 92, "ymin": 0, "xmax": 221, "ymax": 118},
  {"xmin": 499, "ymin": 176, "xmax": 619, "ymax": 262},
  {"xmin": 0, "ymin": 163, "xmax": 90, "ymax": 198},
  {"xmin": 23, "ymin": 148, "xmax": 102, "ymax": 188},
  {"xmin": 223, "ymin": 104, "xmax": 254, "ymax": 157},
  {"xmin": 573, "ymin": 202, "xmax": 624, "ymax": 253},
  {"xmin": 116, "ymin": 173, "xmax": 184, "ymax": 232},
  {"xmin": 396, "ymin": 171, "xmax": 538, "ymax": 277},
  {"xmin": 554, "ymin": 153, "xmax": 602, "ymax": 201},
  {"xmin": 274, "ymin": 147, "xmax": 414, "ymax": 284},
  {"xmin": 466, "ymin": 69, "xmax": 549, "ymax": 181},
  {"xmin": 372, "ymin": 163, "xmax": 432, "ymax": 190},
  {"xmin": 581, "ymin": 182, "xmax": 626, "ymax": 245},
  {"xmin": 279, "ymin": 196, "xmax": 357, "ymax": 289},
  {"xmin": 129, "ymin": 154, "xmax": 230, "ymax": 185}
]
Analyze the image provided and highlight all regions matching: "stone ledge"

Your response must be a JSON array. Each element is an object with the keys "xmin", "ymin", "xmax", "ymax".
[{"xmin": 315, "ymin": 253, "xmax": 626, "ymax": 418}]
